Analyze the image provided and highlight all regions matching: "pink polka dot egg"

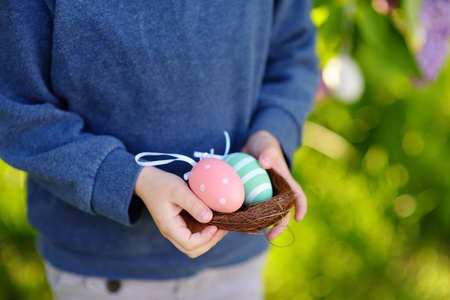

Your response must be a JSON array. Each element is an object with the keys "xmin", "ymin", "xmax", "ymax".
[{"xmin": 188, "ymin": 158, "xmax": 245, "ymax": 213}]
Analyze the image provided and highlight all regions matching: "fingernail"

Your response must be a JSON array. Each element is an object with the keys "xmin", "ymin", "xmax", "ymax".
[
  {"xmin": 268, "ymin": 229, "xmax": 280, "ymax": 241},
  {"xmin": 208, "ymin": 226, "xmax": 218, "ymax": 235},
  {"xmin": 260, "ymin": 155, "xmax": 272, "ymax": 168},
  {"xmin": 199, "ymin": 209, "xmax": 211, "ymax": 222},
  {"xmin": 296, "ymin": 212, "xmax": 306, "ymax": 222}
]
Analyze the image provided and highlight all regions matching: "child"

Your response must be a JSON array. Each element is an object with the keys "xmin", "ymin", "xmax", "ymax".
[{"xmin": 0, "ymin": 0, "xmax": 319, "ymax": 299}]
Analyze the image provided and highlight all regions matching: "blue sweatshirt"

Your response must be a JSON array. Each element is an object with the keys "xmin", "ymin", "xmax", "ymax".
[{"xmin": 0, "ymin": 0, "xmax": 318, "ymax": 279}]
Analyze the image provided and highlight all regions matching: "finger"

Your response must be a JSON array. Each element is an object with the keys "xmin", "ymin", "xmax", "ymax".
[
  {"xmin": 293, "ymin": 184, "xmax": 307, "ymax": 221},
  {"xmin": 243, "ymin": 131, "xmax": 281, "ymax": 169},
  {"xmin": 168, "ymin": 226, "xmax": 228, "ymax": 258},
  {"xmin": 185, "ymin": 229, "xmax": 228, "ymax": 258},
  {"xmin": 272, "ymin": 169, "xmax": 307, "ymax": 222},
  {"xmin": 181, "ymin": 211, "xmax": 218, "ymax": 234},
  {"xmin": 267, "ymin": 212, "xmax": 291, "ymax": 240},
  {"xmin": 169, "ymin": 212, "xmax": 226, "ymax": 248},
  {"xmin": 258, "ymin": 145, "xmax": 280, "ymax": 170},
  {"xmin": 159, "ymin": 210, "xmax": 226, "ymax": 257},
  {"xmin": 166, "ymin": 221, "xmax": 218, "ymax": 252}
]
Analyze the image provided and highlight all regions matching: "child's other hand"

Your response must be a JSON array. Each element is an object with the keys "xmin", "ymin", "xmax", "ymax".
[
  {"xmin": 242, "ymin": 130, "xmax": 307, "ymax": 240},
  {"xmin": 134, "ymin": 167, "xmax": 228, "ymax": 258}
]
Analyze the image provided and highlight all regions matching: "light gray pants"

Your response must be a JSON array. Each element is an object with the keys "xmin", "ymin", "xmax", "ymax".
[{"xmin": 45, "ymin": 254, "xmax": 266, "ymax": 300}]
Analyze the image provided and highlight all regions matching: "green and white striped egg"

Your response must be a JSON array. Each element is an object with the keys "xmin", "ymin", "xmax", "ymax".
[{"xmin": 223, "ymin": 153, "xmax": 273, "ymax": 205}]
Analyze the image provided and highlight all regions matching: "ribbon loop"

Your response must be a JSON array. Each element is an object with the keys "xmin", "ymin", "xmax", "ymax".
[
  {"xmin": 193, "ymin": 131, "xmax": 230, "ymax": 160},
  {"xmin": 135, "ymin": 152, "xmax": 197, "ymax": 168},
  {"xmin": 134, "ymin": 131, "xmax": 231, "ymax": 181}
]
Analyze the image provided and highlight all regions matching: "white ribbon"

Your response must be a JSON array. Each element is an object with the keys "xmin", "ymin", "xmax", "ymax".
[
  {"xmin": 193, "ymin": 131, "xmax": 230, "ymax": 160},
  {"xmin": 135, "ymin": 131, "xmax": 231, "ymax": 180}
]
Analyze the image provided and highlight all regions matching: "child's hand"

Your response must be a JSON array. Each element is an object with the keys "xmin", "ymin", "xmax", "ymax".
[
  {"xmin": 134, "ymin": 166, "xmax": 228, "ymax": 258},
  {"xmin": 242, "ymin": 130, "xmax": 307, "ymax": 240}
]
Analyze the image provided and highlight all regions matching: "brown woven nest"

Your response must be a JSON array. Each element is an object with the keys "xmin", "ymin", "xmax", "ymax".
[{"xmin": 206, "ymin": 169, "xmax": 295, "ymax": 234}]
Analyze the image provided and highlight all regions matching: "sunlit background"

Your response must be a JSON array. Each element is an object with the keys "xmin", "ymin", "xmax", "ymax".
[{"xmin": 1, "ymin": 0, "xmax": 449, "ymax": 299}]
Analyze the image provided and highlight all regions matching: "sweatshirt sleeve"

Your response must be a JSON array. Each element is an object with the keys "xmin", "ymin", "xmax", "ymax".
[
  {"xmin": 249, "ymin": 0, "xmax": 319, "ymax": 165},
  {"xmin": 0, "ymin": 1, "xmax": 144, "ymax": 226}
]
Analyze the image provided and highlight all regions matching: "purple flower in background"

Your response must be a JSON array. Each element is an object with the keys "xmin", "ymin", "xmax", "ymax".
[
  {"xmin": 416, "ymin": 0, "xmax": 450, "ymax": 80},
  {"xmin": 421, "ymin": 0, "xmax": 450, "ymax": 35}
]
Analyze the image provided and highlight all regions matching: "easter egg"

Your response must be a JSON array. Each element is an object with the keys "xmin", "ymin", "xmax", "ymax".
[
  {"xmin": 189, "ymin": 158, "xmax": 245, "ymax": 213},
  {"xmin": 224, "ymin": 153, "xmax": 273, "ymax": 205}
]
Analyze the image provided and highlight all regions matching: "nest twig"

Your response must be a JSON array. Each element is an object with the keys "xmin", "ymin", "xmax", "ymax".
[{"xmin": 206, "ymin": 169, "xmax": 295, "ymax": 234}]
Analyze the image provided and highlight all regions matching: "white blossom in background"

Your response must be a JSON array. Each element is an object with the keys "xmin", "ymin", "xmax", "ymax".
[{"xmin": 322, "ymin": 54, "xmax": 365, "ymax": 104}]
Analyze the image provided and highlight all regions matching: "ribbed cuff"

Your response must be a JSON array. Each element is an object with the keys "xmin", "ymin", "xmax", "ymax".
[{"xmin": 91, "ymin": 148, "xmax": 144, "ymax": 226}]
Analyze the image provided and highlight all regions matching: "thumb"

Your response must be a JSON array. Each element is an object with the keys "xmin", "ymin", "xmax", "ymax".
[
  {"xmin": 175, "ymin": 191, "xmax": 213, "ymax": 224},
  {"xmin": 244, "ymin": 131, "xmax": 281, "ymax": 170},
  {"xmin": 258, "ymin": 145, "xmax": 280, "ymax": 170}
]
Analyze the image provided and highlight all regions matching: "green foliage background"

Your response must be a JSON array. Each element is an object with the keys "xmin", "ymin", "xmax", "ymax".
[{"xmin": 1, "ymin": 0, "xmax": 449, "ymax": 299}]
